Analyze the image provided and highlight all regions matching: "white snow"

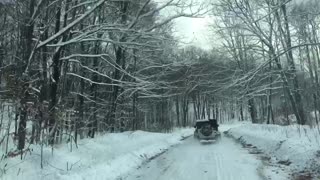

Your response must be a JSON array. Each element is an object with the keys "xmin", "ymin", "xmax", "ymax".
[
  {"xmin": 122, "ymin": 123, "xmax": 290, "ymax": 180},
  {"xmin": 3, "ymin": 121, "xmax": 314, "ymax": 180},
  {"xmin": 226, "ymin": 123, "xmax": 320, "ymax": 174},
  {"xmin": 0, "ymin": 128, "xmax": 193, "ymax": 180},
  {"xmin": 124, "ymin": 133, "xmax": 263, "ymax": 180}
]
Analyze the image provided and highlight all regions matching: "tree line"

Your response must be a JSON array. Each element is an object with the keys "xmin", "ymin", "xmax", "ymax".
[
  {"xmin": 0, "ymin": 0, "xmax": 232, "ymax": 160},
  {"xmin": 212, "ymin": 0, "xmax": 320, "ymax": 126},
  {"xmin": 2, "ymin": 0, "xmax": 319, "ymax": 161}
]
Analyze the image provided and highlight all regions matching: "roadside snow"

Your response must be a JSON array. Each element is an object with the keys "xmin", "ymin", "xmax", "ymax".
[
  {"xmin": 226, "ymin": 123, "xmax": 320, "ymax": 175},
  {"xmin": 0, "ymin": 128, "xmax": 193, "ymax": 180}
]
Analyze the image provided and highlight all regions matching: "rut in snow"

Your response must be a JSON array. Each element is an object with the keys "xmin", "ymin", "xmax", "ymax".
[{"xmin": 124, "ymin": 135, "xmax": 263, "ymax": 180}]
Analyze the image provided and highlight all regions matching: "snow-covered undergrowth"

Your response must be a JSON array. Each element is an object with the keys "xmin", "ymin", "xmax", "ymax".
[
  {"xmin": 0, "ymin": 128, "xmax": 193, "ymax": 180},
  {"xmin": 226, "ymin": 123, "xmax": 320, "ymax": 174}
]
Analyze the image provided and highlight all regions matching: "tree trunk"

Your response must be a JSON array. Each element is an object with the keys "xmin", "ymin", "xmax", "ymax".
[
  {"xmin": 182, "ymin": 96, "xmax": 188, "ymax": 127},
  {"xmin": 239, "ymin": 103, "xmax": 244, "ymax": 121},
  {"xmin": 17, "ymin": 0, "xmax": 36, "ymax": 152},
  {"xmin": 248, "ymin": 98, "xmax": 258, "ymax": 123},
  {"xmin": 267, "ymin": 51, "xmax": 273, "ymax": 124},
  {"xmin": 175, "ymin": 96, "xmax": 180, "ymax": 126},
  {"xmin": 279, "ymin": 1, "xmax": 305, "ymax": 124},
  {"xmin": 110, "ymin": 2, "xmax": 129, "ymax": 130}
]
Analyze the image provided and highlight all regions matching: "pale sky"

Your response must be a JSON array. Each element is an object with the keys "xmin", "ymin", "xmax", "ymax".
[
  {"xmin": 155, "ymin": 0, "xmax": 213, "ymax": 50},
  {"xmin": 173, "ymin": 16, "xmax": 212, "ymax": 50}
]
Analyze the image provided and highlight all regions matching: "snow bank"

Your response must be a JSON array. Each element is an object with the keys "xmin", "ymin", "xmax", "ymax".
[
  {"xmin": 226, "ymin": 123, "xmax": 320, "ymax": 173},
  {"xmin": 0, "ymin": 128, "xmax": 193, "ymax": 180}
]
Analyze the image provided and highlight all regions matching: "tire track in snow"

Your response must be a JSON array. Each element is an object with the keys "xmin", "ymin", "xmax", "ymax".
[
  {"xmin": 215, "ymin": 152, "xmax": 222, "ymax": 179},
  {"xmin": 124, "ymin": 135, "xmax": 263, "ymax": 180}
]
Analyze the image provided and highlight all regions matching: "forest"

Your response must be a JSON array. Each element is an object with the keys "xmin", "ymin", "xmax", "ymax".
[{"xmin": 0, "ymin": 0, "xmax": 320, "ymax": 163}]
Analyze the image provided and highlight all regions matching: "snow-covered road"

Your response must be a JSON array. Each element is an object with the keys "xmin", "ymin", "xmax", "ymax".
[{"xmin": 124, "ymin": 135, "xmax": 263, "ymax": 180}]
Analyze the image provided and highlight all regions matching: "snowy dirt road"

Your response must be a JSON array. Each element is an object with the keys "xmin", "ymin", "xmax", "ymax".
[{"xmin": 124, "ymin": 135, "xmax": 265, "ymax": 180}]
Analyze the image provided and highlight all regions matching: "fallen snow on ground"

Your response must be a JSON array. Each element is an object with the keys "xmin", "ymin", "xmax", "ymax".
[
  {"xmin": 0, "ymin": 128, "xmax": 193, "ymax": 180},
  {"xmin": 226, "ymin": 123, "xmax": 320, "ymax": 175},
  {"xmin": 124, "ymin": 134, "xmax": 263, "ymax": 180},
  {"xmin": 122, "ymin": 123, "xmax": 289, "ymax": 180}
]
